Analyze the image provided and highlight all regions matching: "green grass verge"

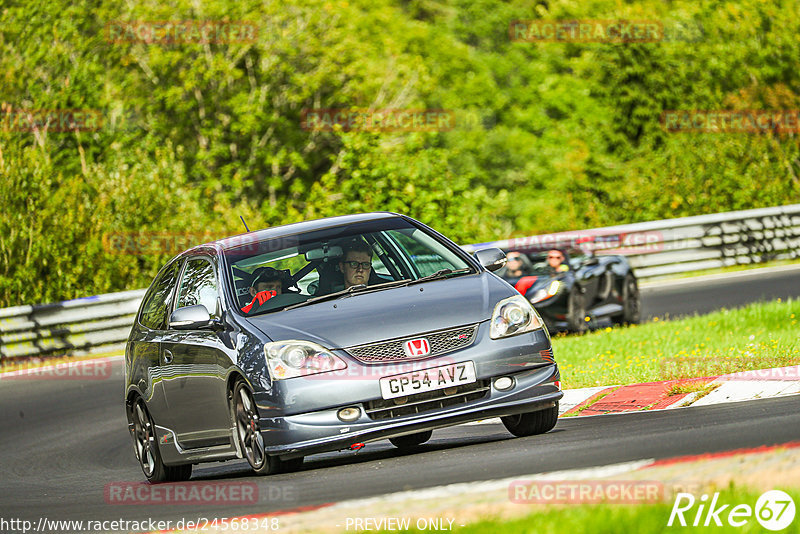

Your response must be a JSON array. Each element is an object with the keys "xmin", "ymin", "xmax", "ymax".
[
  {"xmin": 552, "ymin": 298, "xmax": 800, "ymax": 389},
  {"xmin": 393, "ymin": 486, "xmax": 800, "ymax": 533}
]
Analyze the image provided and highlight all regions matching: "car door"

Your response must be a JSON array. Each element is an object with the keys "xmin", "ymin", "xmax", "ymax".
[
  {"xmin": 130, "ymin": 259, "xmax": 183, "ymax": 427},
  {"xmin": 160, "ymin": 255, "xmax": 234, "ymax": 448}
]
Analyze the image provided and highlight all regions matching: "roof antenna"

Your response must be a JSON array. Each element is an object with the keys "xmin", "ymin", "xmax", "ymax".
[{"xmin": 240, "ymin": 215, "xmax": 250, "ymax": 233}]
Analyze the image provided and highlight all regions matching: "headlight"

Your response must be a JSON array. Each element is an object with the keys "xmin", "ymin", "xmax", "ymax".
[
  {"xmin": 264, "ymin": 340, "xmax": 347, "ymax": 380},
  {"xmin": 530, "ymin": 280, "xmax": 562, "ymax": 304},
  {"xmin": 490, "ymin": 294, "xmax": 545, "ymax": 339}
]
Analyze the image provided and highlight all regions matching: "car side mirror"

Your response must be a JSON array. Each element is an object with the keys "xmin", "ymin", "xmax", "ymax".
[
  {"xmin": 169, "ymin": 305, "xmax": 213, "ymax": 330},
  {"xmin": 474, "ymin": 247, "xmax": 507, "ymax": 272}
]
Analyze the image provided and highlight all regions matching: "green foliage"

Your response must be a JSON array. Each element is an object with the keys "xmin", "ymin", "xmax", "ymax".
[{"xmin": 1, "ymin": 0, "xmax": 799, "ymax": 305}]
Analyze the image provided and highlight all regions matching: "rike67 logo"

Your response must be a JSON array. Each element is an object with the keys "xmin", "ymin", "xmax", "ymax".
[{"xmin": 668, "ymin": 490, "xmax": 795, "ymax": 531}]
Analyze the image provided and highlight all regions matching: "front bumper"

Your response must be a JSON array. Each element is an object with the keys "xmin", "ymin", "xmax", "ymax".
[{"xmin": 259, "ymin": 363, "xmax": 561, "ymax": 459}]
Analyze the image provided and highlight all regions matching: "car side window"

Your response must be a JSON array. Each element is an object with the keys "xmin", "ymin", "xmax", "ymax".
[
  {"xmin": 177, "ymin": 258, "xmax": 219, "ymax": 316},
  {"xmin": 388, "ymin": 229, "xmax": 462, "ymax": 277},
  {"xmin": 139, "ymin": 260, "xmax": 182, "ymax": 330}
]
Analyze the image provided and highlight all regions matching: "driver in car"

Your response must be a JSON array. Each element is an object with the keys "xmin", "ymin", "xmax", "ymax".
[
  {"xmin": 504, "ymin": 251, "xmax": 532, "ymax": 278},
  {"xmin": 547, "ymin": 249, "xmax": 570, "ymax": 274},
  {"xmin": 339, "ymin": 239, "xmax": 373, "ymax": 289}
]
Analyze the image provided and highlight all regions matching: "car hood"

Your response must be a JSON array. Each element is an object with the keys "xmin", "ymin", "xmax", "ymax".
[{"xmin": 244, "ymin": 272, "xmax": 516, "ymax": 348}]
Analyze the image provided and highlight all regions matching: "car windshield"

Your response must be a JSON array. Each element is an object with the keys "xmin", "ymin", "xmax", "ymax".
[{"xmin": 223, "ymin": 218, "xmax": 474, "ymax": 316}]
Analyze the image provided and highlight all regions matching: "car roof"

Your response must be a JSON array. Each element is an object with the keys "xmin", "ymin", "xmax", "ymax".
[{"xmin": 185, "ymin": 212, "xmax": 403, "ymax": 255}]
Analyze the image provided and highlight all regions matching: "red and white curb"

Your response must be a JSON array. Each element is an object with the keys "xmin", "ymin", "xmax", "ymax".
[
  {"xmin": 465, "ymin": 364, "xmax": 800, "ymax": 425},
  {"xmin": 691, "ymin": 367, "xmax": 800, "ymax": 406},
  {"xmin": 561, "ymin": 365, "xmax": 800, "ymax": 416}
]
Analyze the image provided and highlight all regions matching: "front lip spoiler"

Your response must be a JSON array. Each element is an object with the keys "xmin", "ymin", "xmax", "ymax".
[{"xmin": 265, "ymin": 390, "xmax": 563, "ymax": 459}]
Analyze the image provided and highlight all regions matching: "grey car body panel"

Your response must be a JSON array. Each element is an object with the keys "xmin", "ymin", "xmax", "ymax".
[
  {"xmin": 253, "ymin": 325, "xmax": 553, "ymax": 417},
  {"xmin": 125, "ymin": 212, "xmax": 562, "ymax": 468},
  {"xmin": 243, "ymin": 272, "xmax": 501, "ymax": 348}
]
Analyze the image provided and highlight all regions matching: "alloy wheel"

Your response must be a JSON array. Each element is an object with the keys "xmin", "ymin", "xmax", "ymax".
[
  {"xmin": 133, "ymin": 399, "xmax": 156, "ymax": 477},
  {"xmin": 235, "ymin": 385, "xmax": 266, "ymax": 469}
]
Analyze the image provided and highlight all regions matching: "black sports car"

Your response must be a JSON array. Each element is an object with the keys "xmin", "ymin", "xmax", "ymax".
[{"xmin": 498, "ymin": 248, "xmax": 640, "ymax": 333}]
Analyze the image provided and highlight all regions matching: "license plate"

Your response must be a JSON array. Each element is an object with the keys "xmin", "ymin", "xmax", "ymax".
[{"xmin": 379, "ymin": 361, "xmax": 476, "ymax": 400}]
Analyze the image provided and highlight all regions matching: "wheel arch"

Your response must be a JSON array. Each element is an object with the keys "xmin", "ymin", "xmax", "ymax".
[
  {"xmin": 225, "ymin": 368, "xmax": 250, "ymax": 404},
  {"xmin": 125, "ymin": 387, "xmax": 146, "ymax": 425}
]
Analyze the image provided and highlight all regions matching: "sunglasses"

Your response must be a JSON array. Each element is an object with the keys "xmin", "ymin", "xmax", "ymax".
[
  {"xmin": 548, "ymin": 254, "xmax": 563, "ymax": 259},
  {"xmin": 344, "ymin": 261, "xmax": 372, "ymax": 270}
]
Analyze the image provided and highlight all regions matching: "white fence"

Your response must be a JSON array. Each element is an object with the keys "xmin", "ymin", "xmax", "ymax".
[{"xmin": 1, "ymin": 204, "xmax": 799, "ymax": 362}]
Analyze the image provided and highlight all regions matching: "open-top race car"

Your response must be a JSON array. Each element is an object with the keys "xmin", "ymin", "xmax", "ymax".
[{"xmin": 497, "ymin": 247, "xmax": 640, "ymax": 333}]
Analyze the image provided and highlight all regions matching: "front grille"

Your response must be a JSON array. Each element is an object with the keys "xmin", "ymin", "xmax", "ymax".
[
  {"xmin": 345, "ymin": 324, "xmax": 478, "ymax": 364},
  {"xmin": 365, "ymin": 380, "xmax": 490, "ymax": 420}
]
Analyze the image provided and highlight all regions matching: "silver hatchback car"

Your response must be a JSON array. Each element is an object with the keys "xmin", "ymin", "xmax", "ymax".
[{"xmin": 125, "ymin": 213, "xmax": 562, "ymax": 482}]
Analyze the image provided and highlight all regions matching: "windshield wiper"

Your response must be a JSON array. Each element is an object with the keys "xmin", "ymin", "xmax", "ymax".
[
  {"xmin": 282, "ymin": 279, "xmax": 412, "ymax": 311},
  {"xmin": 406, "ymin": 267, "xmax": 473, "ymax": 286}
]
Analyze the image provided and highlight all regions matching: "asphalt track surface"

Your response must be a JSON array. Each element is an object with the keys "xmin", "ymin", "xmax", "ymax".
[
  {"xmin": 640, "ymin": 264, "xmax": 800, "ymax": 320},
  {"xmin": 1, "ymin": 267, "xmax": 799, "ymax": 530}
]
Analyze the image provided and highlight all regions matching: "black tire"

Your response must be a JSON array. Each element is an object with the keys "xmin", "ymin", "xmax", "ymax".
[
  {"xmin": 566, "ymin": 289, "xmax": 588, "ymax": 333},
  {"xmin": 389, "ymin": 430, "xmax": 433, "ymax": 449},
  {"xmin": 131, "ymin": 397, "xmax": 192, "ymax": 483},
  {"xmin": 232, "ymin": 381, "xmax": 287, "ymax": 476},
  {"xmin": 501, "ymin": 403, "xmax": 559, "ymax": 437},
  {"xmin": 615, "ymin": 274, "xmax": 640, "ymax": 325}
]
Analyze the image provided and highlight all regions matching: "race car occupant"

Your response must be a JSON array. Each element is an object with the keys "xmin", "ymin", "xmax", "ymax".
[
  {"xmin": 547, "ymin": 249, "xmax": 570, "ymax": 273},
  {"xmin": 504, "ymin": 251, "xmax": 532, "ymax": 278},
  {"xmin": 339, "ymin": 239, "xmax": 373, "ymax": 289},
  {"xmin": 241, "ymin": 267, "xmax": 288, "ymax": 313}
]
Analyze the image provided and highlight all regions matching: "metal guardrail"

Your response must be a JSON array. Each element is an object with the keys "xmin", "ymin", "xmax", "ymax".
[
  {"xmin": 1, "ymin": 204, "xmax": 799, "ymax": 363},
  {"xmin": 0, "ymin": 289, "xmax": 145, "ymax": 361},
  {"xmin": 465, "ymin": 203, "xmax": 800, "ymax": 280}
]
